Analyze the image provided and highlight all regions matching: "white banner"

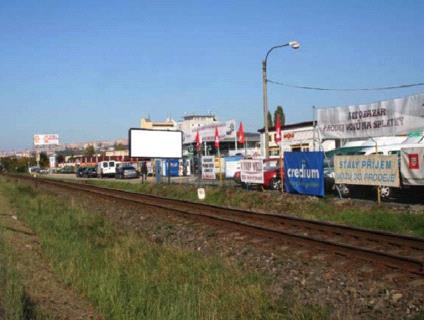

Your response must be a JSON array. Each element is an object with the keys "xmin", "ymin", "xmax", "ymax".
[
  {"xmin": 183, "ymin": 120, "xmax": 236, "ymax": 144},
  {"xmin": 317, "ymin": 94, "xmax": 424, "ymax": 139},
  {"xmin": 401, "ymin": 147, "xmax": 424, "ymax": 186},
  {"xmin": 240, "ymin": 159, "xmax": 264, "ymax": 184},
  {"xmin": 34, "ymin": 134, "xmax": 59, "ymax": 146},
  {"xmin": 334, "ymin": 155, "xmax": 400, "ymax": 187},
  {"xmin": 201, "ymin": 156, "xmax": 216, "ymax": 180}
]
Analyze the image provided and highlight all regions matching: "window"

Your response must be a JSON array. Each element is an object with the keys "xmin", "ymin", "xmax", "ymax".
[
  {"xmin": 103, "ymin": 162, "xmax": 108, "ymax": 168},
  {"xmin": 109, "ymin": 162, "xmax": 115, "ymax": 167}
]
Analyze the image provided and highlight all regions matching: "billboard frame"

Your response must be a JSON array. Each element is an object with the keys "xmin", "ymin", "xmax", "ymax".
[{"xmin": 128, "ymin": 128, "xmax": 183, "ymax": 159}]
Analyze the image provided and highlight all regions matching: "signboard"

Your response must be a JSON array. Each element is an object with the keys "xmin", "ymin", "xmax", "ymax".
[
  {"xmin": 240, "ymin": 159, "xmax": 264, "ymax": 184},
  {"xmin": 49, "ymin": 156, "xmax": 56, "ymax": 168},
  {"xmin": 317, "ymin": 93, "xmax": 424, "ymax": 139},
  {"xmin": 401, "ymin": 147, "xmax": 424, "ymax": 185},
  {"xmin": 183, "ymin": 120, "xmax": 236, "ymax": 144},
  {"xmin": 284, "ymin": 152, "xmax": 324, "ymax": 197},
  {"xmin": 334, "ymin": 155, "xmax": 400, "ymax": 187},
  {"xmin": 201, "ymin": 156, "xmax": 216, "ymax": 180},
  {"xmin": 33, "ymin": 134, "xmax": 59, "ymax": 146},
  {"xmin": 129, "ymin": 129, "xmax": 182, "ymax": 158}
]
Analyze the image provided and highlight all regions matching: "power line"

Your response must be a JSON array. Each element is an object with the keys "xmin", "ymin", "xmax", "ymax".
[{"xmin": 267, "ymin": 79, "xmax": 424, "ymax": 91}]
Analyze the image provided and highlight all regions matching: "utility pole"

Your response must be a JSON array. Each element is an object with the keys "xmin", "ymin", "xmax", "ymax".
[{"xmin": 262, "ymin": 60, "xmax": 269, "ymax": 158}]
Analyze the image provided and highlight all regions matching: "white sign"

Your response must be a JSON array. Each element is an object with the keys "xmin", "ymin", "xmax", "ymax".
[
  {"xmin": 183, "ymin": 120, "xmax": 236, "ymax": 144},
  {"xmin": 401, "ymin": 147, "xmax": 424, "ymax": 185},
  {"xmin": 34, "ymin": 134, "xmax": 59, "ymax": 146},
  {"xmin": 334, "ymin": 155, "xmax": 400, "ymax": 187},
  {"xmin": 49, "ymin": 156, "xmax": 56, "ymax": 168},
  {"xmin": 201, "ymin": 156, "xmax": 216, "ymax": 180},
  {"xmin": 129, "ymin": 129, "xmax": 182, "ymax": 158},
  {"xmin": 240, "ymin": 159, "xmax": 264, "ymax": 184},
  {"xmin": 317, "ymin": 94, "xmax": 424, "ymax": 139}
]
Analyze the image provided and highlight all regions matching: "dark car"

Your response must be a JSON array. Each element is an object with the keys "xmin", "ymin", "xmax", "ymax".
[
  {"xmin": 83, "ymin": 167, "xmax": 97, "ymax": 178},
  {"xmin": 116, "ymin": 165, "xmax": 138, "ymax": 179},
  {"xmin": 75, "ymin": 167, "xmax": 85, "ymax": 178}
]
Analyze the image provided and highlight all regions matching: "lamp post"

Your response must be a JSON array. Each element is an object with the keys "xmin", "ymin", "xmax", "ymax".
[{"xmin": 262, "ymin": 40, "xmax": 300, "ymax": 158}]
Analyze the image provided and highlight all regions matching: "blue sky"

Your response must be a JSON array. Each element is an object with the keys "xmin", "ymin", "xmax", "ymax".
[{"xmin": 1, "ymin": 0, "xmax": 423, "ymax": 150}]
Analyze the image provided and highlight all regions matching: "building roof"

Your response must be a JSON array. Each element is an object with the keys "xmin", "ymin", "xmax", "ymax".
[{"xmin": 257, "ymin": 121, "xmax": 314, "ymax": 133}]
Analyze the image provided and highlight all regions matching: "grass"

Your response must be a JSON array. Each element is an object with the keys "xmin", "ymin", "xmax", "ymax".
[
  {"xmin": 0, "ymin": 178, "xmax": 329, "ymax": 320},
  {"xmin": 83, "ymin": 179, "xmax": 424, "ymax": 237},
  {"xmin": 0, "ymin": 236, "xmax": 37, "ymax": 320}
]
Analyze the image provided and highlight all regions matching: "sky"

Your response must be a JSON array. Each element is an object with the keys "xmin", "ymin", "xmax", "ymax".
[{"xmin": 1, "ymin": 0, "xmax": 423, "ymax": 150}]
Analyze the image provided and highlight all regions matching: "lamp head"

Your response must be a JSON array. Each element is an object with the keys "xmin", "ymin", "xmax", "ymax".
[{"xmin": 289, "ymin": 41, "xmax": 300, "ymax": 49}]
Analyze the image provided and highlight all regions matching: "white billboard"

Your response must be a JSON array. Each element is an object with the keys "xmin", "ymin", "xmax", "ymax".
[
  {"xmin": 34, "ymin": 134, "xmax": 59, "ymax": 146},
  {"xmin": 183, "ymin": 120, "xmax": 236, "ymax": 144},
  {"xmin": 129, "ymin": 129, "xmax": 182, "ymax": 158},
  {"xmin": 240, "ymin": 159, "xmax": 264, "ymax": 184},
  {"xmin": 317, "ymin": 94, "xmax": 424, "ymax": 139}
]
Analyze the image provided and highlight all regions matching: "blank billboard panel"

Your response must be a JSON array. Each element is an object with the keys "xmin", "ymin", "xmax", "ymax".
[{"xmin": 129, "ymin": 129, "xmax": 182, "ymax": 158}]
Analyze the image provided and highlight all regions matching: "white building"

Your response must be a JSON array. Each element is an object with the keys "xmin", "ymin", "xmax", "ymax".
[{"xmin": 259, "ymin": 121, "xmax": 336, "ymax": 157}]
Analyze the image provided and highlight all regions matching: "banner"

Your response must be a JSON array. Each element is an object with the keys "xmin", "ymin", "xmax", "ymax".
[
  {"xmin": 201, "ymin": 156, "xmax": 216, "ymax": 180},
  {"xmin": 401, "ymin": 147, "xmax": 424, "ymax": 185},
  {"xmin": 284, "ymin": 152, "xmax": 324, "ymax": 197},
  {"xmin": 183, "ymin": 120, "xmax": 236, "ymax": 144},
  {"xmin": 317, "ymin": 94, "xmax": 424, "ymax": 139},
  {"xmin": 49, "ymin": 156, "xmax": 56, "ymax": 169},
  {"xmin": 240, "ymin": 159, "xmax": 264, "ymax": 184},
  {"xmin": 334, "ymin": 155, "xmax": 400, "ymax": 187},
  {"xmin": 34, "ymin": 134, "xmax": 59, "ymax": 146}
]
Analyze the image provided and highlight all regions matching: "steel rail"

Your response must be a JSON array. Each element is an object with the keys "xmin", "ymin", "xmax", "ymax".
[{"xmin": 8, "ymin": 175, "xmax": 424, "ymax": 275}]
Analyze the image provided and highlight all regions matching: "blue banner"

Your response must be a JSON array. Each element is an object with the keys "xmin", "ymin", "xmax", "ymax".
[{"xmin": 284, "ymin": 152, "xmax": 324, "ymax": 197}]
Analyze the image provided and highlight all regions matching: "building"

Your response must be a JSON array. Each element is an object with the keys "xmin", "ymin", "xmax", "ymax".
[
  {"xmin": 258, "ymin": 121, "xmax": 336, "ymax": 156},
  {"xmin": 140, "ymin": 117, "xmax": 177, "ymax": 130}
]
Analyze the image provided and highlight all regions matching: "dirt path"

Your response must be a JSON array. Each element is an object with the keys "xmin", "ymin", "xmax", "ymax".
[{"xmin": 0, "ymin": 192, "xmax": 101, "ymax": 320}]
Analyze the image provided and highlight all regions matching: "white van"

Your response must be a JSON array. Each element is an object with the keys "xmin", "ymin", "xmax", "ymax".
[{"xmin": 96, "ymin": 161, "xmax": 119, "ymax": 178}]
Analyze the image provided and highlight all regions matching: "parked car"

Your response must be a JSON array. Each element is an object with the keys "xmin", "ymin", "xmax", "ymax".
[
  {"xmin": 233, "ymin": 158, "xmax": 283, "ymax": 191},
  {"xmin": 75, "ymin": 167, "xmax": 85, "ymax": 178},
  {"xmin": 58, "ymin": 166, "xmax": 75, "ymax": 174},
  {"xmin": 115, "ymin": 165, "xmax": 138, "ymax": 179},
  {"xmin": 83, "ymin": 167, "xmax": 97, "ymax": 178},
  {"xmin": 97, "ymin": 161, "xmax": 119, "ymax": 178}
]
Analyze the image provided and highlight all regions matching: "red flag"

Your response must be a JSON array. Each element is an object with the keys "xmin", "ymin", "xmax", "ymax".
[
  {"xmin": 195, "ymin": 131, "xmax": 202, "ymax": 151},
  {"xmin": 214, "ymin": 127, "xmax": 220, "ymax": 149},
  {"xmin": 275, "ymin": 113, "xmax": 281, "ymax": 143},
  {"xmin": 237, "ymin": 122, "xmax": 245, "ymax": 144}
]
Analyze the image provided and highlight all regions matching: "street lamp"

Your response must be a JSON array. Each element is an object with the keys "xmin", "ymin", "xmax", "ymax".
[{"xmin": 262, "ymin": 40, "xmax": 300, "ymax": 157}]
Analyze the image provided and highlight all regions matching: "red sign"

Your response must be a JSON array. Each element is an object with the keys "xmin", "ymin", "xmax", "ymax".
[
  {"xmin": 408, "ymin": 154, "xmax": 419, "ymax": 169},
  {"xmin": 195, "ymin": 131, "xmax": 202, "ymax": 151},
  {"xmin": 283, "ymin": 132, "xmax": 295, "ymax": 140}
]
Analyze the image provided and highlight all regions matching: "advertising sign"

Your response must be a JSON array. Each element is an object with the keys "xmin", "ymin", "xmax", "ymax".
[
  {"xmin": 129, "ymin": 129, "xmax": 182, "ymax": 159},
  {"xmin": 317, "ymin": 93, "xmax": 424, "ymax": 139},
  {"xmin": 183, "ymin": 120, "xmax": 236, "ymax": 144},
  {"xmin": 240, "ymin": 159, "xmax": 264, "ymax": 184},
  {"xmin": 49, "ymin": 156, "xmax": 56, "ymax": 169},
  {"xmin": 401, "ymin": 147, "xmax": 424, "ymax": 185},
  {"xmin": 284, "ymin": 152, "xmax": 324, "ymax": 197},
  {"xmin": 33, "ymin": 134, "xmax": 59, "ymax": 146},
  {"xmin": 334, "ymin": 155, "xmax": 400, "ymax": 187},
  {"xmin": 201, "ymin": 156, "xmax": 216, "ymax": 180}
]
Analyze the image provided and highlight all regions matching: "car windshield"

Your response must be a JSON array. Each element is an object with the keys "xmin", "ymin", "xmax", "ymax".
[{"xmin": 122, "ymin": 166, "xmax": 134, "ymax": 170}]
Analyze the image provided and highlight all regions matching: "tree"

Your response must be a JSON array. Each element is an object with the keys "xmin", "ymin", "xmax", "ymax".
[
  {"xmin": 267, "ymin": 111, "xmax": 273, "ymax": 128},
  {"xmin": 114, "ymin": 143, "xmax": 127, "ymax": 151},
  {"xmin": 56, "ymin": 154, "xmax": 65, "ymax": 164},
  {"xmin": 274, "ymin": 105, "xmax": 285, "ymax": 128},
  {"xmin": 84, "ymin": 144, "xmax": 95, "ymax": 157},
  {"xmin": 39, "ymin": 152, "xmax": 49, "ymax": 168}
]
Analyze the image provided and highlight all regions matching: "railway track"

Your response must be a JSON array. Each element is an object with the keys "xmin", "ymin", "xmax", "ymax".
[{"xmin": 8, "ymin": 174, "xmax": 424, "ymax": 275}]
